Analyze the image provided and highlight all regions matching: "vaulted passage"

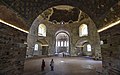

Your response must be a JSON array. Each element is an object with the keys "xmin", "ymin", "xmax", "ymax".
[{"xmin": 0, "ymin": 1, "xmax": 120, "ymax": 75}]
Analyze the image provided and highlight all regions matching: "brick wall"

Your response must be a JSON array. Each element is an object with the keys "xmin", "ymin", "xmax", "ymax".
[
  {"xmin": 0, "ymin": 23, "xmax": 27, "ymax": 75},
  {"xmin": 100, "ymin": 25, "xmax": 120, "ymax": 75}
]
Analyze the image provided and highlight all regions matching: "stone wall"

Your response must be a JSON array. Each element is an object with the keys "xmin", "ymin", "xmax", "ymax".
[
  {"xmin": 0, "ymin": 23, "xmax": 27, "ymax": 75},
  {"xmin": 27, "ymin": 15, "xmax": 101, "ymax": 59},
  {"xmin": 100, "ymin": 24, "xmax": 120, "ymax": 75}
]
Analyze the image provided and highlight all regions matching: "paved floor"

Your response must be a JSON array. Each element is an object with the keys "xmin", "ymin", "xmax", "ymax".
[{"xmin": 23, "ymin": 57, "xmax": 102, "ymax": 75}]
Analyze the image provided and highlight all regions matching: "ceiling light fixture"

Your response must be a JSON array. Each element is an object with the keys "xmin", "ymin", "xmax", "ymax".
[
  {"xmin": 98, "ymin": 19, "xmax": 120, "ymax": 32},
  {"xmin": 0, "ymin": 19, "xmax": 29, "ymax": 33}
]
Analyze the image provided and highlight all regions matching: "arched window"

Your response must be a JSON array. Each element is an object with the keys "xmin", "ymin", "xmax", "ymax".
[
  {"xmin": 56, "ymin": 41, "xmax": 58, "ymax": 46},
  {"xmin": 67, "ymin": 41, "xmax": 69, "ymax": 46},
  {"xmin": 61, "ymin": 41, "xmax": 63, "ymax": 47},
  {"xmin": 79, "ymin": 24, "xmax": 88, "ymax": 37},
  {"xmin": 58, "ymin": 41, "xmax": 60, "ymax": 47},
  {"xmin": 38, "ymin": 24, "xmax": 46, "ymax": 37},
  {"xmin": 100, "ymin": 40, "xmax": 104, "ymax": 45},
  {"xmin": 64, "ymin": 41, "xmax": 67, "ymax": 47},
  {"xmin": 34, "ymin": 44, "xmax": 38, "ymax": 51},
  {"xmin": 87, "ymin": 44, "xmax": 91, "ymax": 52}
]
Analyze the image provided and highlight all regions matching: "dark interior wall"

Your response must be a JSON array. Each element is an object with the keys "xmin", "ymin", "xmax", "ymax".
[
  {"xmin": 0, "ymin": 23, "xmax": 27, "ymax": 75},
  {"xmin": 100, "ymin": 24, "xmax": 120, "ymax": 75},
  {"xmin": 42, "ymin": 46, "xmax": 48, "ymax": 55}
]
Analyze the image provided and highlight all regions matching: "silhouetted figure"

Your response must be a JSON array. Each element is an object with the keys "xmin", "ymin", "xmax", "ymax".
[
  {"xmin": 63, "ymin": 53, "xmax": 64, "ymax": 57},
  {"xmin": 50, "ymin": 59, "xmax": 54, "ymax": 71},
  {"xmin": 41, "ymin": 59, "xmax": 45, "ymax": 71}
]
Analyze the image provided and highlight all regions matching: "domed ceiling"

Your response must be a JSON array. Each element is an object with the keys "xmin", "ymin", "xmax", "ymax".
[{"xmin": 41, "ymin": 5, "xmax": 88, "ymax": 24}]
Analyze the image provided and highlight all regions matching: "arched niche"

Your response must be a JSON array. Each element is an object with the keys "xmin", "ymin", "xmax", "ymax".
[
  {"xmin": 82, "ymin": 43, "xmax": 92, "ymax": 56},
  {"xmin": 32, "ymin": 42, "xmax": 42, "ymax": 56}
]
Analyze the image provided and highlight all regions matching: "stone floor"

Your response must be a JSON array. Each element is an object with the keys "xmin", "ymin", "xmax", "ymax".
[{"xmin": 23, "ymin": 57, "xmax": 102, "ymax": 75}]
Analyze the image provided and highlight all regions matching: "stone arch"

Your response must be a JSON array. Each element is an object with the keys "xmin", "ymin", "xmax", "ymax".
[
  {"xmin": 75, "ymin": 37, "xmax": 93, "ymax": 56},
  {"xmin": 55, "ymin": 30, "xmax": 70, "ymax": 37},
  {"xmin": 82, "ymin": 42, "xmax": 92, "ymax": 56},
  {"xmin": 27, "ymin": 15, "xmax": 45, "ymax": 56},
  {"xmin": 75, "ymin": 18, "xmax": 101, "ymax": 59},
  {"xmin": 55, "ymin": 30, "xmax": 70, "ymax": 55},
  {"xmin": 27, "ymin": 4, "xmax": 103, "ymax": 57},
  {"xmin": 28, "ymin": 0, "xmax": 118, "ymax": 25},
  {"xmin": 32, "ymin": 3, "xmax": 91, "ymax": 23}
]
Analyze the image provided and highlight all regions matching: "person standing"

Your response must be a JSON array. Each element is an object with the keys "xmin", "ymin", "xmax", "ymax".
[
  {"xmin": 63, "ymin": 53, "xmax": 64, "ymax": 57},
  {"xmin": 41, "ymin": 59, "xmax": 45, "ymax": 71},
  {"xmin": 50, "ymin": 59, "xmax": 54, "ymax": 71}
]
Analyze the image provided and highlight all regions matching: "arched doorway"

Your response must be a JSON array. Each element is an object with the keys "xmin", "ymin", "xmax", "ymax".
[
  {"xmin": 55, "ymin": 32, "xmax": 70, "ymax": 56},
  {"xmin": 82, "ymin": 42, "xmax": 92, "ymax": 56}
]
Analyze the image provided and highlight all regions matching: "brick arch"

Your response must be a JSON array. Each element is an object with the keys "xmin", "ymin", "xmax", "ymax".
[
  {"xmin": 1, "ymin": 0, "xmax": 118, "ymax": 28},
  {"xmin": 31, "ymin": 0, "xmax": 118, "ymax": 25},
  {"xmin": 32, "ymin": 4, "xmax": 89, "ymax": 24}
]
